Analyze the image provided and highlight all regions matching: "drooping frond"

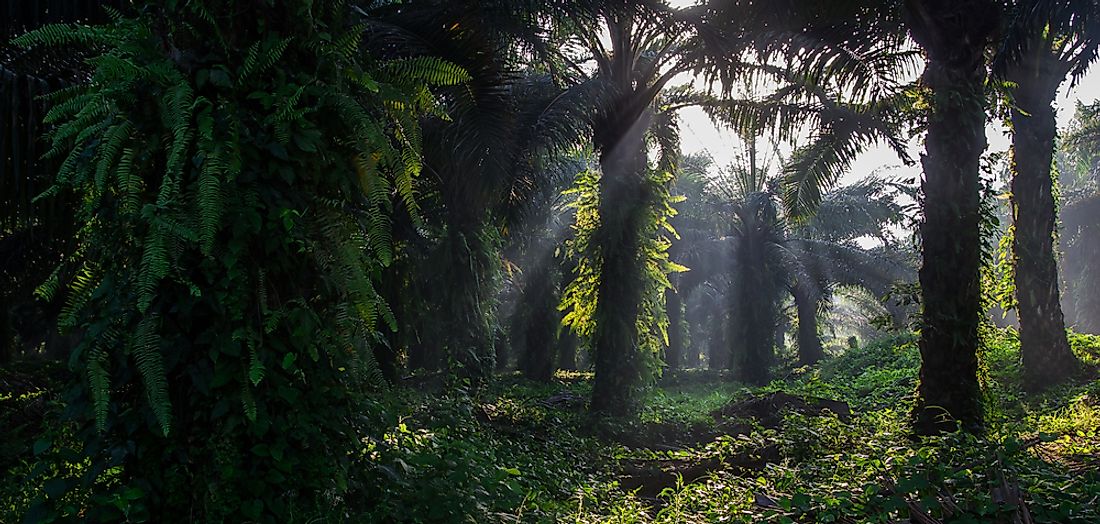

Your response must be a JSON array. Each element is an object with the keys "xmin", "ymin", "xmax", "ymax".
[
  {"xmin": 131, "ymin": 314, "xmax": 170, "ymax": 436},
  {"xmin": 781, "ymin": 90, "xmax": 915, "ymax": 219}
]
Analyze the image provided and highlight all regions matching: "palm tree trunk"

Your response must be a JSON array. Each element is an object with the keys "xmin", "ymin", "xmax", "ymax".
[
  {"xmin": 793, "ymin": 288, "xmax": 824, "ymax": 365},
  {"xmin": 557, "ymin": 331, "xmax": 578, "ymax": 370},
  {"xmin": 906, "ymin": 0, "xmax": 997, "ymax": 435},
  {"xmin": 1075, "ymin": 243, "xmax": 1100, "ymax": 333},
  {"xmin": 710, "ymin": 314, "xmax": 729, "ymax": 370},
  {"xmin": 1010, "ymin": 50, "xmax": 1079, "ymax": 389},
  {"xmin": 1063, "ymin": 199, "xmax": 1100, "ymax": 333},
  {"xmin": 684, "ymin": 337, "xmax": 700, "ymax": 368},
  {"xmin": 775, "ymin": 311, "xmax": 790, "ymax": 356},
  {"xmin": 730, "ymin": 232, "xmax": 779, "ymax": 385},
  {"xmin": 443, "ymin": 225, "xmax": 498, "ymax": 383},
  {"xmin": 589, "ymin": 114, "xmax": 651, "ymax": 415},
  {"xmin": 665, "ymin": 288, "xmax": 684, "ymax": 370},
  {"xmin": 518, "ymin": 259, "xmax": 560, "ymax": 382}
]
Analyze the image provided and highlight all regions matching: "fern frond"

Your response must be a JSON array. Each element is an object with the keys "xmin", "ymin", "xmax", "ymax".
[
  {"xmin": 137, "ymin": 226, "xmax": 169, "ymax": 313},
  {"xmin": 90, "ymin": 54, "xmax": 147, "ymax": 84},
  {"xmin": 88, "ymin": 346, "xmax": 111, "ymax": 432},
  {"xmin": 131, "ymin": 314, "xmax": 171, "ymax": 436},
  {"xmin": 59, "ymin": 264, "xmax": 98, "ymax": 329},
  {"xmin": 197, "ymin": 150, "xmax": 225, "ymax": 254},
  {"xmin": 240, "ymin": 381, "xmax": 257, "ymax": 422},
  {"xmin": 11, "ymin": 23, "xmax": 117, "ymax": 49},
  {"xmin": 326, "ymin": 25, "xmax": 364, "ymax": 62},
  {"xmin": 95, "ymin": 121, "xmax": 134, "ymax": 191},
  {"xmin": 116, "ymin": 147, "xmax": 141, "ymax": 214},
  {"xmin": 239, "ymin": 37, "xmax": 292, "ymax": 82},
  {"xmin": 164, "ymin": 82, "xmax": 196, "ymax": 178},
  {"xmin": 35, "ymin": 265, "xmax": 64, "ymax": 302},
  {"xmin": 381, "ymin": 57, "xmax": 470, "ymax": 87},
  {"xmin": 43, "ymin": 92, "xmax": 100, "ymax": 124},
  {"xmin": 153, "ymin": 215, "xmax": 198, "ymax": 243},
  {"xmin": 248, "ymin": 342, "xmax": 265, "ymax": 386}
]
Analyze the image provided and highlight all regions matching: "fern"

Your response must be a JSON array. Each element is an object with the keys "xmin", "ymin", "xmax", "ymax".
[
  {"xmin": 42, "ymin": 91, "xmax": 98, "ymax": 124},
  {"xmin": 90, "ymin": 54, "xmax": 146, "ymax": 86},
  {"xmin": 240, "ymin": 381, "xmax": 257, "ymax": 422},
  {"xmin": 87, "ymin": 345, "xmax": 112, "ymax": 432},
  {"xmin": 137, "ymin": 225, "xmax": 169, "ymax": 313},
  {"xmin": 41, "ymin": 96, "xmax": 107, "ymax": 163},
  {"xmin": 13, "ymin": 5, "xmax": 449, "ymax": 509},
  {"xmin": 239, "ymin": 37, "xmax": 292, "ymax": 82},
  {"xmin": 95, "ymin": 121, "xmax": 134, "ymax": 192},
  {"xmin": 163, "ymin": 82, "xmax": 196, "ymax": 179},
  {"xmin": 59, "ymin": 264, "xmax": 99, "ymax": 330},
  {"xmin": 197, "ymin": 150, "xmax": 225, "ymax": 254},
  {"xmin": 248, "ymin": 342, "xmax": 265, "ymax": 386},
  {"xmin": 326, "ymin": 24, "xmax": 364, "ymax": 61},
  {"xmin": 382, "ymin": 57, "xmax": 471, "ymax": 87},
  {"xmin": 34, "ymin": 265, "xmax": 64, "ymax": 302},
  {"xmin": 11, "ymin": 23, "xmax": 116, "ymax": 49},
  {"xmin": 132, "ymin": 315, "xmax": 171, "ymax": 436},
  {"xmin": 116, "ymin": 147, "xmax": 141, "ymax": 214}
]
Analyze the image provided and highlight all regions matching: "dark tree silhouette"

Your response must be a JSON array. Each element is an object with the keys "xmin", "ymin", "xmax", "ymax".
[
  {"xmin": 996, "ymin": 0, "xmax": 1098, "ymax": 388},
  {"xmin": 906, "ymin": 0, "xmax": 999, "ymax": 435}
]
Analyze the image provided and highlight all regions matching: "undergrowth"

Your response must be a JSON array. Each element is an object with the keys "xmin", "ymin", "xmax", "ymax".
[{"xmin": 5, "ymin": 330, "xmax": 1098, "ymax": 522}]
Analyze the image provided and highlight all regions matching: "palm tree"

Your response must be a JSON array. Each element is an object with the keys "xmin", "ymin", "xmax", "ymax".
[
  {"xmin": 363, "ymin": 2, "xmax": 592, "ymax": 382},
  {"xmin": 994, "ymin": 0, "xmax": 1099, "ymax": 388},
  {"xmin": 547, "ymin": 2, "xmax": 745, "ymax": 415},
  {"xmin": 787, "ymin": 179, "xmax": 915, "ymax": 364},
  {"xmin": 713, "ymin": 165, "xmax": 911, "ymax": 384},
  {"xmin": 1061, "ymin": 101, "xmax": 1100, "ymax": 333},
  {"xmin": 666, "ymin": 153, "xmax": 717, "ymax": 369},
  {"xmin": 555, "ymin": 0, "xmax": 915, "ymax": 404},
  {"xmin": 668, "ymin": 118, "xmax": 910, "ymax": 382},
  {"xmin": 904, "ymin": 0, "xmax": 1000, "ymax": 435},
  {"xmin": 507, "ymin": 156, "xmax": 590, "ymax": 382}
]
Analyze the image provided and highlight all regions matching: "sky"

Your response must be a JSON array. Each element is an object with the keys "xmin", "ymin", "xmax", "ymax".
[{"xmin": 676, "ymin": 67, "xmax": 1100, "ymax": 187}]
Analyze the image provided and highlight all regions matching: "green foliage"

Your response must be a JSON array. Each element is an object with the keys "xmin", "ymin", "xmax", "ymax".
[
  {"xmin": 8, "ymin": 331, "xmax": 1099, "ymax": 522},
  {"xmin": 357, "ymin": 381, "xmax": 610, "ymax": 523},
  {"xmin": 10, "ymin": 2, "xmax": 462, "ymax": 520},
  {"xmin": 564, "ymin": 332, "xmax": 1100, "ymax": 523}
]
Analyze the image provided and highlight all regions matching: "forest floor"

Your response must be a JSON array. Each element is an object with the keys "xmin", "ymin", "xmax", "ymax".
[
  {"xmin": 364, "ymin": 330, "xmax": 1100, "ymax": 523},
  {"xmin": 3, "ymin": 330, "xmax": 1100, "ymax": 522}
]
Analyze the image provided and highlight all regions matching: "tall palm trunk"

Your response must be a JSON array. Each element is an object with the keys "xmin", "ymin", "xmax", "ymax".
[
  {"xmin": 665, "ymin": 288, "xmax": 684, "ymax": 370},
  {"xmin": 775, "ymin": 312, "xmax": 791, "ymax": 357},
  {"xmin": 710, "ymin": 314, "xmax": 730, "ymax": 370},
  {"xmin": 1063, "ymin": 199, "xmax": 1100, "ymax": 333},
  {"xmin": 1010, "ymin": 47, "xmax": 1079, "ymax": 388},
  {"xmin": 793, "ymin": 287, "xmax": 825, "ymax": 365},
  {"xmin": 589, "ymin": 101, "xmax": 652, "ymax": 414},
  {"xmin": 517, "ymin": 256, "xmax": 560, "ymax": 382},
  {"xmin": 557, "ymin": 262, "xmax": 580, "ymax": 371},
  {"xmin": 1074, "ymin": 239, "xmax": 1100, "ymax": 333},
  {"xmin": 442, "ymin": 221, "xmax": 498, "ymax": 383},
  {"xmin": 730, "ymin": 233, "xmax": 779, "ymax": 385},
  {"xmin": 684, "ymin": 335, "xmax": 701, "ymax": 368},
  {"xmin": 906, "ymin": 0, "xmax": 997, "ymax": 435},
  {"xmin": 558, "ymin": 331, "xmax": 579, "ymax": 370}
]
